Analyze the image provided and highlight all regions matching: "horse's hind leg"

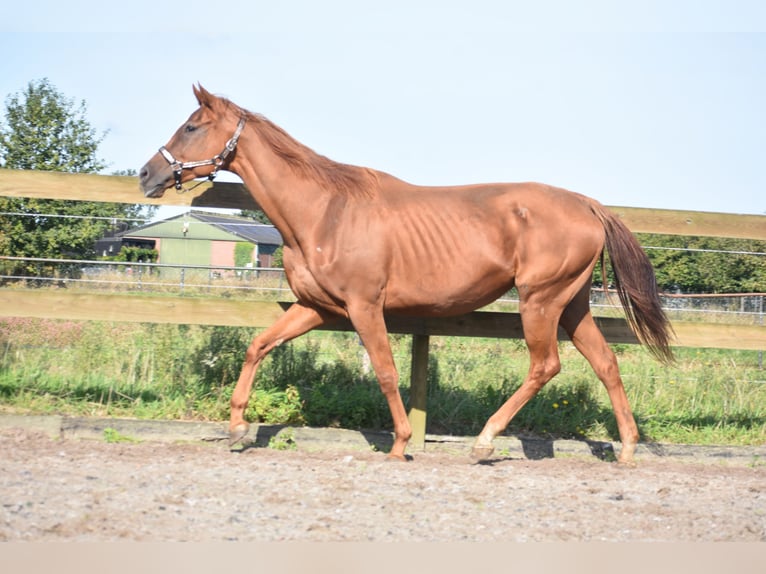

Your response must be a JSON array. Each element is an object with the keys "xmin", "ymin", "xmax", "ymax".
[
  {"xmin": 471, "ymin": 300, "xmax": 562, "ymax": 461},
  {"xmin": 228, "ymin": 303, "xmax": 332, "ymax": 446},
  {"xmin": 559, "ymin": 289, "xmax": 639, "ymax": 464}
]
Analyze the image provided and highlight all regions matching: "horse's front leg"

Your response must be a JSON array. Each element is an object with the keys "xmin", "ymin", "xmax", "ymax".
[
  {"xmin": 229, "ymin": 303, "xmax": 332, "ymax": 446},
  {"xmin": 347, "ymin": 303, "xmax": 411, "ymax": 461}
]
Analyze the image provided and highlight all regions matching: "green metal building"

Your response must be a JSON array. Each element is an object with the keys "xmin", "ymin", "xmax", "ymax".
[{"xmin": 120, "ymin": 210, "xmax": 282, "ymax": 268}]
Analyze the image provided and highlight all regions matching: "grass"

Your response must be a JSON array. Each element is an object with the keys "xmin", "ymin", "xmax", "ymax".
[
  {"xmin": 103, "ymin": 427, "xmax": 140, "ymax": 443},
  {"xmin": 0, "ymin": 317, "xmax": 764, "ymax": 446}
]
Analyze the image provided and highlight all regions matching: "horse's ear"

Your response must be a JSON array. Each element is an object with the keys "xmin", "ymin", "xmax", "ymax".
[{"xmin": 193, "ymin": 84, "xmax": 213, "ymax": 108}]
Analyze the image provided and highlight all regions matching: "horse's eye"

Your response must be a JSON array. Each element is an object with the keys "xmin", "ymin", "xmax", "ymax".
[{"xmin": 185, "ymin": 124, "xmax": 197, "ymax": 133}]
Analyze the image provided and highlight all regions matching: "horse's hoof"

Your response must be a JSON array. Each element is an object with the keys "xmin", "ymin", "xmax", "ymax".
[
  {"xmin": 470, "ymin": 444, "xmax": 495, "ymax": 462},
  {"xmin": 228, "ymin": 423, "xmax": 250, "ymax": 447},
  {"xmin": 385, "ymin": 452, "xmax": 409, "ymax": 462}
]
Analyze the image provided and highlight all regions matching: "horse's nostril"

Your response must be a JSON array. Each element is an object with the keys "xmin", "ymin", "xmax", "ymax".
[{"xmin": 139, "ymin": 166, "xmax": 149, "ymax": 181}]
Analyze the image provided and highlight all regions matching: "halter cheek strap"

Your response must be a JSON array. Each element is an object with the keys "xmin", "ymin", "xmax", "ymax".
[{"xmin": 159, "ymin": 117, "xmax": 246, "ymax": 192}]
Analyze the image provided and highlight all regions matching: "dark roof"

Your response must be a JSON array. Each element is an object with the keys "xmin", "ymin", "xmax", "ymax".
[{"xmin": 191, "ymin": 211, "xmax": 283, "ymax": 245}]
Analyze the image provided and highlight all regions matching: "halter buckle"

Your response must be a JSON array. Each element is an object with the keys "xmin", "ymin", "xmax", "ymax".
[{"xmin": 158, "ymin": 117, "xmax": 246, "ymax": 193}]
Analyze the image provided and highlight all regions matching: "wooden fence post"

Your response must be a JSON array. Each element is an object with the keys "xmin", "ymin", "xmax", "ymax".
[{"xmin": 408, "ymin": 334, "xmax": 430, "ymax": 451}]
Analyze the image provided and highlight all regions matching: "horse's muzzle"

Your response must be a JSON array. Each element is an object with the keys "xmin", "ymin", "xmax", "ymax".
[{"xmin": 139, "ymin": 161, "xmax": 170, "ymax": 198}]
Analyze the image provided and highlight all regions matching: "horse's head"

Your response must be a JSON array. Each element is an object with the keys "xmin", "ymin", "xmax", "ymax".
[{"xmin": 139, "ymin": 85, "xmax": 245, "ymax": 198}]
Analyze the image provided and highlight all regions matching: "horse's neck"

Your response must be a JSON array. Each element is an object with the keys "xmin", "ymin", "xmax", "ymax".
[{"xmin": 231, "ymin": 150, "xmax": 331, "ymax": 249}]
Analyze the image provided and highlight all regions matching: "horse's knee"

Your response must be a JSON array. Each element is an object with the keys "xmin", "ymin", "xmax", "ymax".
[
  {"xmin": 243, "ymin": 345, "xmax": 259, "ymax": 365},
  {"xmin": 375, "ymin": 369, "xmax": 400, "ymax": 395},
  {"xmin": 244, "ymin": 336, "xmax": 277, "ymax": 365}
]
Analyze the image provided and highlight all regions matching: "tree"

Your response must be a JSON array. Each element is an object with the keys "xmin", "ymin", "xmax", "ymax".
[
  {"xmin": 0, "ymin": 78, "xmax": 107, "ymax": 173},
  {"xmin": 637, "ymin": 234, "xmax": 766, "ymax": 294},
  {"xmin": 0, "ymin": 79, "xmax": 154, "ymax": 276},
  {"xmin": 593, "ymin": 233, "xmax": 766, "ymax": 294},
  {"xmin": 239, "ymin": 208, "xmax": 272, "ymax": 224}
]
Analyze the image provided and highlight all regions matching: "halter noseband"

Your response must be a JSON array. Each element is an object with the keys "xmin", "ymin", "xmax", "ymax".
[{"xmin": 159, "ymin": 117, "xmax": 246, "ymax": 192}]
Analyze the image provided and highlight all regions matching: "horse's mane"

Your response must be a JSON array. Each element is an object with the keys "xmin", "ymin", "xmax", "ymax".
[{"xmin": 220, "ymin": 98, "xmax": 377, "ymax": 198}]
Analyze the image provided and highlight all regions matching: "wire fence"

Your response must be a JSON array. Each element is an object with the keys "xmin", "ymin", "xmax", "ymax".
[
  {"xmin": 2, "ymin": 205, "xmax": 765, "ymax": 322},
  {"xmin": 2, "ymin": 255, "xmax": 764, "ymax": 327},
  {"xmin": 0, "ymin": 256, "xmax": 294, "ymax": 300}
]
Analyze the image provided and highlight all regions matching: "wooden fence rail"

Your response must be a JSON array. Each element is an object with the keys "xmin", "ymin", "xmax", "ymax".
[
  {"xmin": 4, "ymin": 290, "xmax": 764, "ymax": 350},
  {"xmin": 1, "ymin": 169, "xmax": 764, "ymax": 448},
  {"xmin": 2, "ymin": 168, "xmax": 766, "ymax": 239}
]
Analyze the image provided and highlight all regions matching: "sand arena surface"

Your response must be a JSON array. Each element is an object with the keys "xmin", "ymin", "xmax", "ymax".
[{"xmin": 1, "ymin": 426, "xmax": 764, "ymax": 542}]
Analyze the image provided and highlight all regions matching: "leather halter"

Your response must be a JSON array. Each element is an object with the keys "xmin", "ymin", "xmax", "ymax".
[{"xmin": 159, "ymin": 117, "xmax": 246, "ymax": 192}]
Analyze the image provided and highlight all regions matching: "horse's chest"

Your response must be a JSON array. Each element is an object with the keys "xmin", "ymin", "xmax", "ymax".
[{"xmin": 284, "ymin": 257, "xmax": 344, "ymax": 313}]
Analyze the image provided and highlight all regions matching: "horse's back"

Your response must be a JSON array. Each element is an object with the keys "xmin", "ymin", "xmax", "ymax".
[
  {"xmin": 379, "ymin": 173, "xmax": 600, "ymax": 219},
  {"xmin": 376, "ymin": 175, "xmax": 606, "ymax": 250},
  {"xmin": 357, "ymin": 176, "xmax": 607, "ymax": 314}
]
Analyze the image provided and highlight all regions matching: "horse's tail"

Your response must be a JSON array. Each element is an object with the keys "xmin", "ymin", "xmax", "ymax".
[{"xmin": 587, "ymin": 200, "xmax": 675, "ymax": 364}]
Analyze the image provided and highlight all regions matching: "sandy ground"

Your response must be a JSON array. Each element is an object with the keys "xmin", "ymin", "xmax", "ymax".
[{"xmin": 1, "ymin": 426, "xmax": 764, "ymax": 542}]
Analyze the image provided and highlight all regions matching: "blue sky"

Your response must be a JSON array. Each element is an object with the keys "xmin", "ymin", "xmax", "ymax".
[{"xmin": 1, "ymin": 1, "xmax": 765, "ymax": 218}]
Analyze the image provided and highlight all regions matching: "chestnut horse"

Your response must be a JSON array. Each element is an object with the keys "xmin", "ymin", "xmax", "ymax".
[{"xmin": 140, "ymin": 85, "xmax": 673, "ymax": 464}]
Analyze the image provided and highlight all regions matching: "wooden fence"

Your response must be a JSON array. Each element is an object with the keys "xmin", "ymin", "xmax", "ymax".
[{"xmin": 1, "ymin": 168, "xmax": 765, "ymax": 448}]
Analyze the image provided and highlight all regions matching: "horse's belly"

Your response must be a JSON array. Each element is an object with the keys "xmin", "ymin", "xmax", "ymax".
[{"xmin": 383, "ymin": 267, "xmax": 513, "ymax": 316}]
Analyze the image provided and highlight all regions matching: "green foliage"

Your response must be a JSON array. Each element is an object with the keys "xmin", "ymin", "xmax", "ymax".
[
  {"xmin": 103, "ymin": 247, "xmax": 158, "ymax": 263},
  {"xmin": 0, "ymin": 198, "xmax": 138, "ymax": 272},
  {"xmin": 234, "ymin": 242, "xmax": 255, "ymax": 267},
  {"xmin": 271, "ymin": 245, "xmax": 284, "ymax": 268},
  {"xmin": 239, "ymin": 209, "xmax": 272, "ymax": 224},
  {"xmin": 638, "ymin": 234, "xmax": 766, "ymax": 294},
  {"xmin": 103, "ymin": 427, "xmax": 140, "ymax": 443},
  {"xmin": 1, "ymin": 319, "xmax": 764, "ymax": 446},
  {"xmin": 592, "ymin": 233, "xmax": 766, "ymax": 294},
  {"xmin": 255, "ymin": 340, "xmax": 391, "ymax": 429},
  {"xmin": 194, "ymin": 326, "xmax": 252, "ymax": 390},
  {"xmin": 0, "ymin": 78, "xmax": 154, "ymax": 270},
  {"xmin": 0, "ymin": 78, "xmax": 106, "ymax": 173},
  {"xmin": 254, "ymin": 386, "xmax": 305, "ymax": 426},
  {"xmin": 268, "ymin": 429, "xmax": 297, "ymax": 451}
]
